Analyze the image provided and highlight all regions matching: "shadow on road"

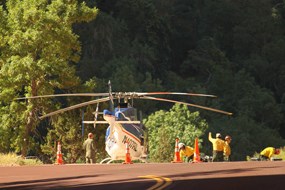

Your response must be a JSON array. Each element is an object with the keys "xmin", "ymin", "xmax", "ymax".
[
  {"xmin": 0, "ymin": 174, "xmax": 103, "ymax": 189},
  {"xmin": 172, "ymin": 174, "xmax": 285, "ymax": 190},
  {"xmin": 166, "ymin": 165, "xmax": 281, "ymax": 178},
  {"xmin": 1, "ymin": 174, "xmax": 285, "ymax": 190}
]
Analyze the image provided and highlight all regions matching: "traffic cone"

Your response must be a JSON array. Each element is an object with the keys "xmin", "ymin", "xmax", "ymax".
[
  {"xmin": 56, "ymin": 141, "xmax": 64, "ymax": 165},
  {"xmin": 123, "ymin": 142, "xmax": 133, "ymax": 164},
  {"xmin": 171, "ymin": 138, "xmax": 183, "ymax": 163},
  {"xmin": 193, "ymin": 138, "xmax": 201, "ymax": 163}
]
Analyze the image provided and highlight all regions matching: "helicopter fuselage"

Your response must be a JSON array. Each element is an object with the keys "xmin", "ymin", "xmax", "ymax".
[{"xmin": 104, "ymin": 107, "xmax": 145, "ymax": 161}]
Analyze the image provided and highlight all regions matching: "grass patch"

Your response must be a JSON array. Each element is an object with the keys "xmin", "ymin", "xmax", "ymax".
[{"xmin": 0, "ymin": 153, "xmax": 43, "ymax": 166}]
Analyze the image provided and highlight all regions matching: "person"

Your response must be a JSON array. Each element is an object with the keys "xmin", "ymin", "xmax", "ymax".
[
  {"xmin": 259, "ymin": 147, "xmax": 280, "ymax": 161},
  {"xmin": 83, "ymin": 132, "xmax": 96, "ymax": 164},
  {"xmin": 178, "ymin": 143, "xmax": 194, "ymax": 162},
  {"xmin": 224, "ymin": 135, "xmax": 232, "ymax": 161},
  {"xmin": 208, "ymin": 132, "xmax": 225, "ymax": 162}
]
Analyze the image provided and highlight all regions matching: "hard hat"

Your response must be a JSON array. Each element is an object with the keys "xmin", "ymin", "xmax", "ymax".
[
  {"xmin": 178, "ymin": 143, "xmax": 185, "ymax": 149},
  {"xmin": 225, "ymin": 135, "xmax": 232, "ymax": 140},
  {"xmin": 216, "ymin": 133, "xmax": 222, "ymax": 138},
  {"xmin": 88, "ymin": 133, "xmax": 93, "ymax": 138},
  {"xmin": 275, "ymin": 148, "xmax": 280, "ymax": 155}
]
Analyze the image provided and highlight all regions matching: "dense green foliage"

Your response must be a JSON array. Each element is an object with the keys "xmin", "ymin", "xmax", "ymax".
[
  {"xmin": 0, "ymin": 0, "xmax": 98, "ymax": 160},
  {"xmin": 144, "ymin": 104, "xmax": 208, "ymax": 162},
  {"xmin": 0, "ymin": 0, "xmax": 285, "ymax": 162}
]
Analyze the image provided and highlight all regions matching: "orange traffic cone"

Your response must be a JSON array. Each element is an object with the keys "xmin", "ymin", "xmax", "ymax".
[
  {"xmin": 123, "ymin": 142, "xmax": 133, "ymax": 164},
  {"xmin": 193, "ymin": 138, "xmax": 201, "ymax": 163},
  {"xmin": 171, "ymin": 138, "xmax": 183, "ymax": 163},
  {"xmin": 56, "ymin": 141, "xmax": 64, "ymax": 165}
]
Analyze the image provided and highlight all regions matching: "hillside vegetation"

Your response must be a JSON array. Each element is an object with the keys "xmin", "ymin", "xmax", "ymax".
[{"xmin": 0, "ymin": 0, "xmax": 284, "ymax": 162}]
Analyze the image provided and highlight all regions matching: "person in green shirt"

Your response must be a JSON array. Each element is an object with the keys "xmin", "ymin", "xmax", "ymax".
[
  {"xmin": 83, "ymin": 133, "xmax": 96, "ymax": 164},
  {"xmin": 178, "ymin": 143, "xmax": 194, "ymax": 162}
]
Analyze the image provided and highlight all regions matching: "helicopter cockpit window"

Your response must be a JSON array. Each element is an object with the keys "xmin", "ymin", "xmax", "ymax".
[{"xmin": 115, "ymin": 107, "xmax": 137, "ymax": 121}]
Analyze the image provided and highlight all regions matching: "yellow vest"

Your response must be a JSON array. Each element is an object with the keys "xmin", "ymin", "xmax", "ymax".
[
  {"xmin": 260, "ymin": 147, "xmax": 275, "ymax": 158},
  {"xmin": 209, "ymin": 133, "xmax": 225, "ymax": 151},
  {"xmin": 224, "ymin": 141, "xmax": 231, "ymax": 156},
  {"xmin": 180, "ymin": 146, "xmax": 194, "ymax": 158}
]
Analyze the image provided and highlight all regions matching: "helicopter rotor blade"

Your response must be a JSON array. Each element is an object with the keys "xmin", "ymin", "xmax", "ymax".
[
  {"xmin": 16, "ymin": 93, "xmax": 110, "ymax": 100},
  {"xmin": 93, "ymin": 103, "xmax": 99, "ymax": 129},
  {"xmin": 16, "ymin": 91, "xmax": 217, "ymax": 101},
  {"xmin": 94, "ymin": 103, "xmax": 99, "ymax": 122},
  {"xmin": 108, "ymin": 80, "xmax": 114, "ymax": 106},
  {"xmin": 39, "ymin": 97, "xmax": 111, "ymax": 120},
  {"xmin": 137, "ymin": 92, "xmax": 217, "ymax": 98},
  {"xmin": 139, "ymin": 96, "xmax": 233, "ymax": 116}
]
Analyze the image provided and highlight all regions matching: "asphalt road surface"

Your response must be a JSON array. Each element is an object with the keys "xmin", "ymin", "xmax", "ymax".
[{"xmin": 0, "ymin": 161, "xmax": 285, "ymax": 190}]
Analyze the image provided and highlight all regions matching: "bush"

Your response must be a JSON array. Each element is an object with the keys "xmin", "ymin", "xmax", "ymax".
[{"xmin": 0, "ymin": 153, "xmax": 43, "ymax": 166}]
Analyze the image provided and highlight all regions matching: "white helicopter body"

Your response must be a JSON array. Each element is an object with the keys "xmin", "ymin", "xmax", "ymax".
[
  {"xmin": 103, "ymin": 108, "xmax": 145, "ymax": 161},
  {"xmin": 83, "ymin": 105, "xmax": 146, "ymax": 163}
]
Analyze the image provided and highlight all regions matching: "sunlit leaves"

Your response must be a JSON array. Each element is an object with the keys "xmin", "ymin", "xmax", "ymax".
[
  {"xmin": 144, "ymin": 104, "xmax": 208, "ymax": 162},
  {"xmin": 0, "ymin": 0, "xmax": 98, "ymax": 156}
]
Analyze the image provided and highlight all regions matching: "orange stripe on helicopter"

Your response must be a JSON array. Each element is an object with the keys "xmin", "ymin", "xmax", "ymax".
[
  {"xmin": 120, "ymin": 125, "xmax": 141, "ymax": 144},
  {"xmin": 104, "ymin": 114, "xmax": 141, "ymax": 144}
]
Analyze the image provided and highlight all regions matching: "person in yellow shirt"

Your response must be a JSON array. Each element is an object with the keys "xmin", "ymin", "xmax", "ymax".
[
  {"xmin": 259, "ymin": 147, "xmax": 280, "ymax": 161},
  {"xmin": 224, "ymin": 135, "xmax": 232, "ymax": 161},
  {"xmin": 178, "ymin": 143, "xmax": 194, "ymax": 162},
  {"xmin": 208, "ymin": 132, "xmax": 225, "ymax": 162}
]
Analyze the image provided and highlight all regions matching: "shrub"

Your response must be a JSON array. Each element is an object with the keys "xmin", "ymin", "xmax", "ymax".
[{"xmin": 0, "ymin": 153, "xmax": 43, "ymax": 166}]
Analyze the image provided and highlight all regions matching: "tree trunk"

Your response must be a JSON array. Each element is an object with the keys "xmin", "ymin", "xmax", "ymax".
[{"xmin": 21, "ymin": 80, "xmax": 38, "ymax": 157}]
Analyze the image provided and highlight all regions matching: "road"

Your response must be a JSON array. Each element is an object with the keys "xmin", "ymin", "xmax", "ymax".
[{"xmin": 0, "ymin": 161, "xmax": 285, "ymax": 190}]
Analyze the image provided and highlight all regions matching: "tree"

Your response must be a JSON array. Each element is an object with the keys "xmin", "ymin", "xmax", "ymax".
[
  {"xmin": 144, "ymin": 104, "xmax": 208, "ymax": 162},
  {"xmin": 0, "ymin": 0, "xmax": 98, "ymax": 157},
  {"xmin": 41, "ymin": 112, "xmax": 84, "ymax": 163}
]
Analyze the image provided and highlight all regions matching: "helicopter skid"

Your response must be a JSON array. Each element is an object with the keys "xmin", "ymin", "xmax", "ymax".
[{"xmin": 100, "ymin": 157, "xmax": 114, "ymax": 164}]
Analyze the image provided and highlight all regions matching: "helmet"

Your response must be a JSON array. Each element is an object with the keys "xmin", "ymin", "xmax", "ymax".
[
  {"xmin": 88, "ymin": 133, "xmax": 93, "ymax": 138},
  {"xmin": 225, "ymin": 135, "xmax": 232, "ymax": 140},
  {"xmin": 275, "ymin": 148, "xmax": 280, "ymax": 155},
  {"xmin": 216, "ymin": 133, "xmax": 222, "ymax": 138},
  {"xmin": 178, "ymin": 143, "xmax": 185, "ymax": 149}
]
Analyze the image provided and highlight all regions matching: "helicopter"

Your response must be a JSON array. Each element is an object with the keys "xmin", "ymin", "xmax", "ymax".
[{"xmin": 18, "ymin": 81, "xmax": 232, "ymax": 163}]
